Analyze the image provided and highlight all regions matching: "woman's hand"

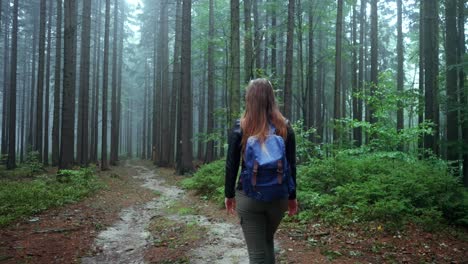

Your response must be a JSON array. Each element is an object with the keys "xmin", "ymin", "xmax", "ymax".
[
  {"xmin": 288, "ymin": 199, "xmax": 298, "ymax": 216},
  {"xmin": 225, "ymin": 197, "xmax": 236, "ymax": 215}
]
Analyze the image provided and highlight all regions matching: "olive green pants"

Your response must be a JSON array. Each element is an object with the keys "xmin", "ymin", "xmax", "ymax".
[{"xmin": 236, "ymin": 190, "xmax": 288, "ymax": 264}]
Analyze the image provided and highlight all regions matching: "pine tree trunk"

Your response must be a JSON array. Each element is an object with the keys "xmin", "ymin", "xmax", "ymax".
[
  {"xmin": 159, "ymin": 0, "xmax": 170, "ymax": 166},
  {"xmin": 283, "ymin": 0, "xmax": 294, "ymax": 119},
  {"xmin": 1, "ymin": 4, "xmax": 9, "ymax": 157},
  {"xmin": 179, "ymin": 0, "xmax": 193, "ymax": 174},
  {"xmin": 418, "ymin": 0, "xmax": 424, "ymax": 150},
  {"xmin": 357, "ymin": 0, "xmax": 365, "ymax": 146},
  {"xmin": 59, "ymin": 0, "xmax": 77, "ymax": 169},
  {"xmin": 423, "ymin": 0, "xmax": 439, "ymax": 155},
  {"xmin": 270, "ymin": 0, "xmax": 277, "ymax": 76},
  {"xmin": 35, "ymin": 0, "xmax": 47, "ymax": 161},
  {"xmin": 7, "ymin": 0, "xmax": 18, "ymax": 169},
  {"xmin": 228, "ymin": 0, "xmax": 240, "ymax": 127},
  {"xmin": 252, "ymin": 0, "xmax": 261, "ymax": 74},
  {"xmin": 90, "ymin": 0, "xmax": 102, "ymax": 164},
  {"xmin": 173, "ymin": 0, "xmax": 182, "ymax": 167},
  {"xmin": 352, "ymin": 2, "xmax": 359, "ymax": 146},
  {"xmin": 116, "ymin": 1, "xmax": 124, "ymax": 164},
  {"xmin": 396, "ymin": 0, "xmax": 404, "ymax": 135},
  {"xmin": 52, "ymin": 0, "xmax": 62, "ymax": 166},
  {"xmin": 243, "ymin": 0, "xmax": 253, "ymax": 82},
  {"xmin": 77, "ymin": 0, "xmax": 92, "ymax": 166},
  {"xmin": 369, "ymin": 0, "xmax": 378, "ymax": 125},
  {"xmin": 458, "ymin": 0, "xmax": 467, "ymax": 186},
  {"xmin": 43, "ymin": 0, "xmax": 53, "ymax": 165},
  {"xmin": 101, "ymin": 0, "xmax": 111, "ymax": 170},
  {"xmin": 205, "ymin": 0, "xmax": 215, "ymax": 163},
  {"xmin": 28, "ymin": 11, "xmax": 38, "ymax": 150},
  {"xmin": 110, "ymin": 0, "xmax": 119, "ymax": 165},
  {"xmin": 305, "ymin": 1, "xmax": 314, "ymax": 130},
  {"xmin": 334, "ymin": 0, "xmax": 343, "ymax": 143}
]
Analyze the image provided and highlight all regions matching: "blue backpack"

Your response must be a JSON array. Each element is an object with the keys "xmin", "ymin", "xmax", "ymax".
[{"xmin": 240, "ymin": 124, "xmax": 295, "ymax": 201}]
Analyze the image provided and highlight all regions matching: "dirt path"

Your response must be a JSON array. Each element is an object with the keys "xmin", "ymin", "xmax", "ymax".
[{"xmin": 82, "ymin": 164, "xmax": 249, "ymax": 264}]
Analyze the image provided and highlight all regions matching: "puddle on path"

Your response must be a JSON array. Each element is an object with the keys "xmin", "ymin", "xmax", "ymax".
[{"xmin": 81, "ymin": 164, "xmax": 249, "ymax": 264}]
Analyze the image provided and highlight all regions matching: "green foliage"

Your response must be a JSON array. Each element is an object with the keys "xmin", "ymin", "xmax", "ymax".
[
  {"xmin": 0, "ymin": 167, "xmax": 103, "ymax": 227},
  {"xmin": 181, "ymin": 159, "xmax": 225, "ymax": 206},
  {"xmin": 297, "ymin": 152, "xmax": 468, "ymax": 229},
  {"xmin": 24, "ymin": 151, "xmax": 44, "ymax": 176},
  {"xmin": 291, "ymin": 120, "xmax": 318, "ymax": 163}
]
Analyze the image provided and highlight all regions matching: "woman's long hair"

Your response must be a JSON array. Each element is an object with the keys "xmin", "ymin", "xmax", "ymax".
[{"xmin": 240, "ymin": 78, "xmax": 287, "ymax": 150}]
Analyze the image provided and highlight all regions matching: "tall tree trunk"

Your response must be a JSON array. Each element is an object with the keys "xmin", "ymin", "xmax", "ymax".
[
  {"xmin": 418, "ymin": 0, "xmax": 424, "ymax": 150},
  {"xmin": 445, "ymin": 0, "xmax": 458, "ymax": 162},
  {"xmin": 142, "ymin": 62, "xmax": 148, "ymax": 159},
  {"xmin": 28, "ymin": 10, "xmax": 38, "ymax": 150},
  {"xmin": 35, "ymin": 0, "xmax": 47, "ymax": 161},
  {"xmin": 91, "ymin": 0, "xmax": 102, "ymax": 164},
  {"xmin": 159, "ymin": 0, "xmax": 170, "ymax": 166},
  {"xmin": 369, "ymin": 0, "xmax": 378, "ymax": 125},
  {"xmin": 356, "ymin": 0, "xmax": 365, "ymax": 146},
  {"xmin": 117, "ymin": 0, "xmax": 124, "ymax": 164},
  {"xmin": 110, "ymin": 0, "xmax": 119, "ymax": 165},
  {"xmin": 305, "ymin": 0, "xmax": 314, "ymax": 130},
  {"xmin": 352, "ymin": 2, "xmax": 359, "ymax": 145},
  {"xmin": 178, "ymin": 0, "xmax": 193, "ymax": 174},
  {"xmin": 423, "ymin": 0, "xmax": 439, "ymax": 155},
  {"xmin": 20, "ymin": 57, "xmax": 28, "ymax": 163},
  {"xmin": 7, "ymin": 0, "xmax": 18, "ymax": 169},
  {"xmin": 77, "ymin": 0, "xmax": 92, "ymax": 166},
  {"xmin": 205, "ymin": 0, "xmax": 215, "ymax": 163},
  {"xmin": 396, "ymin": 0, "xmax": 404, "ymax": 135},
  {"xmin": 243, "ymin": 0, "xmax": 253, "ymax": 82},
  {"xmin": 101, "ymin": 0, "xmax": 111, "ymax": 170},
  {"xmin": 228, "ymin": 0, "xmax": 240, "ymax": 127},
  {"xmin": 173, "ymin": 0, "xmax": 182, "ymax": 167},
  {"xmin": 59, "ymin": 0, "xmax": 77, "ymax": 169},
  {"xmin": 252, "ymin": 0, "xmax": 261, "ymax": 74},
  {"xmin": 283, "ymin": 0, "xmax": 294, "ymax": 119},
  {"xmin": 1, "ymin": 3, "xmax": 9, "ymax": 157},
  {"xmin": 270, "ymin": 0, "xmax": 277, "ymax": 77},
  {"xmin": 458, "ymin": 0, "xmax": 467, "ymax": 186},
  {"xmin": 52, "ymin": 0, "xmax": 62, "ymax": 166},
  {"xmin": 334, "ymin": 0, "xmax": 343, "ymax": 143},
  {"xmin": 43, "ymin": 0, "xmax": 53, "ymax": 165}
]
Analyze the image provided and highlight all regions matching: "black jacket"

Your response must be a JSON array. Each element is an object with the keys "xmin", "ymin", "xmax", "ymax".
[{"xmin": 224, "ymin": 120, "xmax": 297, "ymax": 200}]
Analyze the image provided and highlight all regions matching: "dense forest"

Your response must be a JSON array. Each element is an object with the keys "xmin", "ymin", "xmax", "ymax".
[
  {"xmin": 0, "ymin": 0, "xmax": 467, "ymax": 262},
  {"xmin": 1, "ymin": 0, "xmax": 467, "ymax": 181}
]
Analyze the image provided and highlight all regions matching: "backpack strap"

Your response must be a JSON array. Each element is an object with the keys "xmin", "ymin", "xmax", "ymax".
[
  {"xmin": 252, "ymin": 161, "xmax": 258, "ymax": 188},
  {"xmin": 277, "ymin": 159, "xmax": 283, "ymax": 184}
]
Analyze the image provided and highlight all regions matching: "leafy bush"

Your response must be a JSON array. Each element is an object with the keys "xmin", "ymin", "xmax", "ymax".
[
  {"xmin": 297, "ymin": 152, "xmax": 468, "ymax": 229},
  {"xmin": 181, "ymin": 159, "xmax": 225, "ymax": 206},
  {"xmin": 0, "ymin": 167, "xmax": 103, "ymax": 227}
]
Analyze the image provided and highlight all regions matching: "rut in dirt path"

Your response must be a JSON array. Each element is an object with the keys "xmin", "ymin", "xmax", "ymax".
[{"xmin": 81, "ymin": 164, "xmax": 249, "ymax": 264}]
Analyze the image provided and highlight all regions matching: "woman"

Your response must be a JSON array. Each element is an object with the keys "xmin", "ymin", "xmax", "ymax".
[{"xmin": 224, "ymin": 78, "xmax": 298, "ymax": 263}]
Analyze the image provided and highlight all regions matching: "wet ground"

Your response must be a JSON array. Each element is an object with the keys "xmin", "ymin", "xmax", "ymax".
[{"xmin": 82, "ymin": 164, "xmax": 249, "ymax": 264}]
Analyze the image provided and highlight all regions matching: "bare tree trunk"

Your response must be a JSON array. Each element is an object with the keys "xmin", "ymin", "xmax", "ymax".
[
  {"xmin": 243, "ymin": 0, "xmax": 253, "ymax": 82},
  {"xmin": 110, "ymin": 0, "xmax": 119, "ymax": 165},
  {"xmin": 423, "ymin": 0, "xmax": 439, "ymax": 155},
  {"xmin": 352, "ymin": 2, "xmax": 359, "ymax": 146},
  {"xmin": 205, "ymin": 0, "xmax": 215, "ymax": 163},
  {"xmin": 252, "ymin": 0, "xmax": 261, "ymax": 74},
  {"xmin": 369, "ymin": 0, "xmax": 378, "ymax": 125},
  {"xmin": 334, "ymin": 0, "xmax": 343, "ymax": 143},
  {"xmin": 35, "ymin": 0, "xmax": 47, "ymax": 161},
  {"xmin": 1, "ymin": 3, "xmax": 10, "ymax": 157},
  {"xmin": 59, "ymin": 0, "xmax": 77, "ymax": 169},
  {"xmin": 228, "ymin": 0, "xmax": 240, "ymax": 127},
  {"xmin": 283, "ymin": 0, "xmax": 294, "ymax": 119},
  {"xmin": 52, "ymin": 0, "xmax": 62, "ymax": 166},
  {"xmin": 43, "ymin": 0, "xmax": 53, "ymax": 165},
  {"xmin": 396, "ymin": 0, "xmax": 404, "ymax": 136},
  {"xmin": 418, "ymin": 0, "xmax": 424, "ymax": 150},
  {"xmin": 7, "ymin": 0, "xmax": 18, "ymax": 169},
  {"xmin": 305, "ymin": 0, "xmax": 314, "ymax": 130},
  {"xmin": 117, "ymin": 0, "xmax": 124, "ymax": 163},
  {"xmin": 270, "ymin": 0, "xmax": 277, "ymax": 77},
  {"xmin": 178, "ymin": 0, "xmax": 193, "ymax": 174},
  {"xmin": 28, "ymin": 10, "xmax": 38, "ymax": 150},
  {"xmin": 159, "ymin": 0, "xmax": 170, "ymax": 166},
  {"xmin": 173, "ymin": 0, "xmax": 182, "ymax": 167},
  {"xmin": 457, "ymin": 0, "xmax": 467, "ymax": 186},
  {"xmin": 101, "ymin": 0, "xmax": 111, "ymax": 170},
  {"xmin": 356, "ymin": 0, "xmax": 365, "ymax": 146}
]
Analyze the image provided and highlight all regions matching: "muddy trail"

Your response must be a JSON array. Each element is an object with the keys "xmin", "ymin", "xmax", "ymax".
[{"xmin": 82, "ymin": 164, "xmax": 250, "ymax": 264}]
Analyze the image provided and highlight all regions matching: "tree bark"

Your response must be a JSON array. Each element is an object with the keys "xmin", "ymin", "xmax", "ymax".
[
  {"xmin": 243, "ymin": 0, "xmax": 253, "ymax": 82},
  {"xmin": 59, "ymin": 0, "xmax": 77, "ymax": 169},
  {"xmin": 179, "ymin": 0, "xmax": 193, "ymax": 174},
  {"xmin": 305, "ymin": 0, "xmax": 314, "ymax": 130},
  {"xmin": 228, "ymin": 0, "xmax": 240, "ymax": 127},
  {"xmin": 35, "ymin": 0, "xmax": 47, "ymax": 161},
  {"xmin": 396, "ymin": 0, "xmax": 404, "ymax": 135},
  {"xmin": 334, "ymin": 0, "xmax": 343, "ymax": 143},
  {"xmin": 423, "ymin": 0, "xmax": 439, "ymax": 155},
  {"xmin": 7, "ymin": 0, "xmax": 18, "ymax": 169},
  {"xmin": 283, "ymin": 0, "xmax": 294, "ymax": 119},
  {"xmin": 445, "ymin": 0, "xmax": 458, "ymax": 162},
  {"xmin": 173, "ymin": 0, "xmax": 182, "ymax": 168},
  {"xmin": 418, "ymin": 0, "xmax": 424, "ymax": 150},
  {"xmin": 252, "ymin": 0, "xmax": 261, "ymax": 74},
  {"xmin": 43, "ymin": 0, "xmax": 53, "ymax": 165},
  {"xmin": 352, "ymin": 2, "xmax": 359, "ymax": 145},
  {"xmin": 1, "ymin": 3, "xmax": 10, "ymax": 157},
  {"xmin": 101, "ymin": 0, "xmax": 111, "ymax": 170},
  {"xmin": 458, "ymin": 0, "xmax": 467, "ymax": 186},
  {"xmin": 205, "ymin": 0, "xmax": 215, "ymax": 163},
  {"xmin": 270, "ymin": 0, "xmax": 277, "ymax": 76},
  {"xmin": 110, "ymin": 0, "xmax": 119, "ymax": 165},
  {"xmin": 52, "ymin": 0, "xmax": 62, "ymax": 166},
  {"xmin": 159, "ymin": 0, "xmax": 170, "ymax": 166},
  {"xmin": 369, "ymin": 0, "xmax": 378, "ymax": 125}
]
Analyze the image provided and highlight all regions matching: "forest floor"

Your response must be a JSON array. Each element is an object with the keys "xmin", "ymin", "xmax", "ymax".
[{"xmin": 0, "ymin": 160, "xmax": 467, "ymax": 264}]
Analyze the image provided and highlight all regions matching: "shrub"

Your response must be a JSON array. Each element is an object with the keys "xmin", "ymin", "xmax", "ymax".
[
  {"xmin": 0, "ymin": 167, "xmax": 103, "ymax": 227},
  {"xmin": 297, "ymin": 152, "xmax": 468, "ymax": 229},
  {"xmin": 181, "ymin": 159, "xmax": 225, "ymax": 206}
]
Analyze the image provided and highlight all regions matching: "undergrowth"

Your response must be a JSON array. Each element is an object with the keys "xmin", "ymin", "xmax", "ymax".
[
  {"xmin": 0, "ymin": 167, "xmax": 103, "ymax": 227},
  {"xmin": 182, "ymin": 153, "xmax": 468, "ymax": 230}
]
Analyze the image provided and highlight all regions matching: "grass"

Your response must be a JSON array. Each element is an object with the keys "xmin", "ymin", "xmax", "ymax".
[{"xmin": 0, "ymin": 166, "xmax": 103, "ymax": 227}]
